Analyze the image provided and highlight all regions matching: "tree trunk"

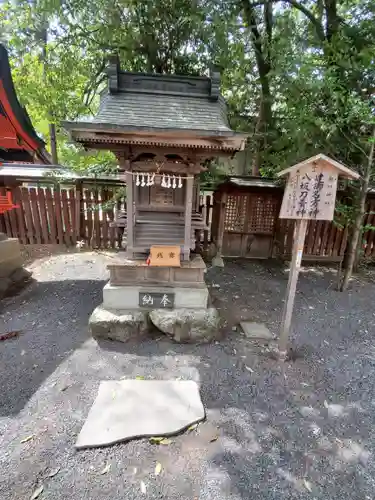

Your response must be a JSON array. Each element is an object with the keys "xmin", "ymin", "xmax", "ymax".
[
  {"xmin": 340, "ymin": 128, "xmax": 375, "ymax": 291},
  {"xmin": 242, "ymin": 0, "xmax": 273, "ymax": 172},
  {"xmin": 324, "ymin": 0, "xmax": 339, "ymax": 42},
  {"xmin": 49, "ymin": 123, "xmax": 58, "ymax": 164}
]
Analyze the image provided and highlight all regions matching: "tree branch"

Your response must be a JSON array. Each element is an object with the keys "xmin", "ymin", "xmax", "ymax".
[{"xmin": 247, "ymin": 0, "xmax": 325, "ymax": 41}]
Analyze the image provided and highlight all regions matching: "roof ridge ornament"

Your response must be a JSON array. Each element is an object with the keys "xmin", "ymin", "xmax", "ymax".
[
  {"xmin": 107, "ymin": 54, "xmax": 120, "ymax": 93},
  {"xmin": 209, "ymin": 65, "xmax": 221, "ymax": 101}
]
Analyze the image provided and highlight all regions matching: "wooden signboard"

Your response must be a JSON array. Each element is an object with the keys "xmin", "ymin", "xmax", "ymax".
[
  {"xmin": 279, "ymin": 163, "xmax": 338, "ymax": 220},
  {"xmin": 276, "ymin": 154, "xmax": 359, "ymax": 359},
  {"xmin": 148, "ymin": 245, "xmax": 181, "ymax": 267}
]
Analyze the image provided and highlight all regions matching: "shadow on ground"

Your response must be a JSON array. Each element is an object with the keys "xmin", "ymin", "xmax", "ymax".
[{"xmin": 0, "ymin": 278, "xmax": 105, "ymax": 416}]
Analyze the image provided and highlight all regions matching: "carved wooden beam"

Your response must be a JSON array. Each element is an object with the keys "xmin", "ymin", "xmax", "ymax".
[{"xmin": 73, "ymin": 130, "xmax": 245, "ymax": 152}]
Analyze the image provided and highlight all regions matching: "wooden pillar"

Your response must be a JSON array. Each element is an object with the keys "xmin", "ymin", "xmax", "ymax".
[
  {"xmin": 212, "ymin": 191, "xmax": 227, "ymax": 266},
  {"xmin": 75, "ymin": 180, "xmax": 83, "ymax": 241},
  {"xmin": 193, "ymin": 177, "xmax": 200, "ymax": 212},
  {"xmin": 125, "ymin": 171, "xmax": 134, "ymax": 257},
  {"xmin": 183, "ymin": 176, "xmax": 194, "ymax": 261},
  {"xmin": 278, "ymin": 218, "xmax": 308, "ymax": 358}
]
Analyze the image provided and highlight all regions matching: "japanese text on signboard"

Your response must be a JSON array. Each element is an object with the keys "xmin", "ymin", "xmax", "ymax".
[{"xmin": 279, "ymin": 163, "xmax": 338, "ymax": 221}]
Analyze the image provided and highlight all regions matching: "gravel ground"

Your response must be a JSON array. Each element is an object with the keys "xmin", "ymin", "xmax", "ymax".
[{"xmin": 1, "ymin": 252, "xmax": 375, "ymax": 500}]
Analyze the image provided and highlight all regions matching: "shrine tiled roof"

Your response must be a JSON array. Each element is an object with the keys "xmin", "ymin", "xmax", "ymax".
[
  {"xmin": 63, "ymin": 58, "xmax": 246, "ymax": 150},
  {"xmin": 92, "ymin": 90, "xmax": 231, "ymax": 133}
]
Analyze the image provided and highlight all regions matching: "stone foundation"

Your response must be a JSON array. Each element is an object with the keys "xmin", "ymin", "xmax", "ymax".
[
  {"xmin": 0, "ymin": 235, "xmax": 31, "ymax": 298},
  {"xmin": 89, "ymin": 254, "xmax": 221, "ymax": 344},
  {"xmin": 89, "ymin": 306, "xmax": 150, "ymax": 342},
  {"xmin": 103, "ymin": 283, "xmax": 208, "ymax": 310},
  {"xmin": 149, "ymin": 308, "xmax": 221, "ymax": 343},
  {"xmin": 0, "ymin": 237, "xmax": 23, "ymax": 277},
  {"xmin": 107, "ymin": 254, "xmax": 206, "ymax": 286}
]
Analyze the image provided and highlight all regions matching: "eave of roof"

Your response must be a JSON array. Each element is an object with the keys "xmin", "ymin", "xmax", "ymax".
[
  {"xmin": 63, "ymin": 120, "xmax": 241, "ymax": 136},
  {"xmin": 63, "ymin": 122, "xmax": 247, "ymax": 152},
  {"xmin": 226, "ymin": 176, "xmax": 279, "ymax": 188},
  {"xmin": 277, "ymin": 153, "xmax": 360, "ymax": 180},
  {"xmin": 0, "ymin": 163, "xmax": 121, "ymax": 182},
  {"xmin": 0, "ymin": 43, "xmax": 50, "ymax": 164}
]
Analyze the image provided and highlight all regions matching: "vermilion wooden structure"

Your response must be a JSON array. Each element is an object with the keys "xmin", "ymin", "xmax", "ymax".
[
  {"xmin": 0, "ymin": 191, "xmax": 18, "ymax": 214},
  {"xmin": 0, "ymin": 43, "xmax": 50, "ymax": 164}
]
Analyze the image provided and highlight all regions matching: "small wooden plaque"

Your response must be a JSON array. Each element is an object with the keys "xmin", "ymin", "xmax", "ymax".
[{"xmin": 148, "ymin": 245, "xmax": 181, "ymax": 267}]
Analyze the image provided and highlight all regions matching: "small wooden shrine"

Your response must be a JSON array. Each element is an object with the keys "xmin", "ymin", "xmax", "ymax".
[
  {"xmin": 64, "ymin": 57, "xmax": 246, "ymax": 261},
  {"xmin": 64, "ymin": 57, "xmax": 246, "ymax": 343}
]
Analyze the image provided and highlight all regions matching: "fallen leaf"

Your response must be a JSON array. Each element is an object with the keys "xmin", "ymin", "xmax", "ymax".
[
  {"xmin": 135, "ymin": 376, "xmax": 145, "ymax": 380},
  {"xmin": 210, "ymin": 435, "xmax": 218, "ymax": 442},
  {"xmin": 245, "ymin": 365, "xmax": 254, "ymax": 373},
  {"xmin": 149, "ymin": 436, "xmax": 164, "ymax": 444},
  {"xmin": 100, "ymin": 463, "xmax": 111, "ymax": 475},
  {"xmin": 303, "ymin": 479, "xmax": 312, "ymax": 492},
  {"xmin": 0, "ymin": 330, "xmax": 20, "ymax": 341},
  {"xmin": 154, "ymin": 462, "xmax": 162, "ymax": 476},
  {"xmin": 47, "ymin": 467, "xmax": 60, "ymax": 478},
  {"xmin": 188, "ymin": 423, "xmax": 199, "ymax": 432},
  {"xmin": 149, "ymin": 436, "xmax": 172, "ymax": 445},
  {"xmin": 140, "ymin": 480, "xmax": 146, "ymax": 494},
  {"xmin": 21, "ymin": 435, "xmax": 34, "ymax": 444},
  {"xmin": 30, "ymin": 485, "xmax": 44, "ymax": 500}
]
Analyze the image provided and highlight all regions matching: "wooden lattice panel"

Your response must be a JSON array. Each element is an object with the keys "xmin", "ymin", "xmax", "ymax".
[
  {"xmin": 247, "ymin": 195, "xmax": 278, "ymax": 234},
  {"xmin": 224, "ymin": 195, "xmax": 248, "ymax": 232},
  {"xmin": 150, "ymin": 185, "xmax": 174, "ymax": 206}
]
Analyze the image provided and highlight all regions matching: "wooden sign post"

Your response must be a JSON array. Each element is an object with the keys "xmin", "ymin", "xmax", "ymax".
[{"xmin": 277, "ymin": 154, "xmax": 359, "ymax": 360}]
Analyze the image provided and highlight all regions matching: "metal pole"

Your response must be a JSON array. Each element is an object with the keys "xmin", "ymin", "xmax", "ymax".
[{"xmin": 278, "ymin": 218, "xmax": 308, "ymax": 359}]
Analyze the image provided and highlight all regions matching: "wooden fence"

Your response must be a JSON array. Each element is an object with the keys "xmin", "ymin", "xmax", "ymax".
[
  {"xmin": 3, "ymin": 183, "xmax": 375, "ymax": 262},
  {"xmin": 0, "ymin": 185, "xmax": 212, "ymax": 251},
  {"xmin": 211, "ymin": 186, "xmax": 375, "ymax": 261},
  {"xmin": 276, "ymin": 219, "xmax": 348, "ymax": 261},
  {"xmin": 0, "ymin": 185, "xmax": 123, "ymax": 248}
]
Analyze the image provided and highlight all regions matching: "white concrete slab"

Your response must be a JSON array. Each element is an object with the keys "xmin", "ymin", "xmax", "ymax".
[
  {"xmin": 75, "ymin": 380, "xmax": 205, "ymax": 449},
  {"xmin": 240, "ymin": 321, "xmax": 274, "ymax": 340}
]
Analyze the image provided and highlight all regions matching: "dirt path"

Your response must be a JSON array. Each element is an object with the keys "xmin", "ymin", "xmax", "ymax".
[{"xmin": 1, "ymin": 253, "xmax": 374, "ymax": 499}]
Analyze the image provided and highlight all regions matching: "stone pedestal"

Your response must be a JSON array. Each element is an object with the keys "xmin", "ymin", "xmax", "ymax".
[
  {"xmin": 0, "ymin": 234, "xmax": 31, "ymax": 298},
  {"xmin": 89, "ymin": 254, "xmax": 221, "ymax": 343}
]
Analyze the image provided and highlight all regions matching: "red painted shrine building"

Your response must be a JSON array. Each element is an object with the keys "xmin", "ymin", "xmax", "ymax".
[{"xmin": 0, "ymin": 43, "xmax": 50, "ymax": 164}]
